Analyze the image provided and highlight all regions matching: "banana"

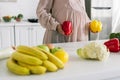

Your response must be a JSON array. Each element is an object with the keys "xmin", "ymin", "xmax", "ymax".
[
  {"xmin": 12, "ymin": 51, "xmax": 42, "ymax": 66},
  {"xmin": 43, "ymin": 60, "xmax": 58, "ymax": 72},
  {"xmin": 18, "ymin": 62, "xmax": 46, "ymax": 74},
  {"xmin": 6, "ymin": 58, "xmax": 30, "ymax": 75},
  {"xmin": 16, "ymin": 45, "xmax": 48, "ymax": 60},
  {"xmin": 37, "ymin": 48, "xmax": 64, "ymax": 69}
]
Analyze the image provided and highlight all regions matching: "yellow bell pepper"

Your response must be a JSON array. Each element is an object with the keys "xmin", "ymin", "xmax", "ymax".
[{"xmin": 90, "ymin": 20, "xmax": 102, "ymax": 33}]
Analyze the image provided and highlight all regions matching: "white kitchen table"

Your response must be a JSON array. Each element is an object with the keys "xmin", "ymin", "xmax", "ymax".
[{"xmin": 1, "ymin": 40, "xmax": 120, "ymax": 80}]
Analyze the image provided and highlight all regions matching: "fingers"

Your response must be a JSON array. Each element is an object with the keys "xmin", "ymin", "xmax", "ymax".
[
  {"xmin": 56, "ymin": 24, "xmax": 65, "ymax": 35},
  {"xmin": 56, "ymin": 24, "xmax": 73, "ymax": 36}
]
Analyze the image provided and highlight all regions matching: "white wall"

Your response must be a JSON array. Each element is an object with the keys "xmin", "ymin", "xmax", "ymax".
[
  {"xmin": 0, "ymin": 0, "xmax": 39, "ymax": 20},
  {"xmin": 112, "ymin": 0, "xmax": 120, "ymax": 32}
]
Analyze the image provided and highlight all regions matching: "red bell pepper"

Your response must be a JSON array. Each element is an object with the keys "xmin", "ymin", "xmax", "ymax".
[
  {"xmin": 62, "ymin": 21, "xmax": 72, "ymax": 35},
  {"xmin": 104, "ymin": 38, "xmax": 120, "ymax": 52}
]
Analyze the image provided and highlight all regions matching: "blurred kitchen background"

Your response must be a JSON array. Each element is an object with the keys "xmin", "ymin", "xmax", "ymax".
[
  {"xmin": 0, "ymin": 0, "xmax": 120, "ymax": 42},
  {"xmin": 0, "ymin": 0, "xmax": 39, "ymax": 20},
  {"xmin": 85, "ymin": 0, "xmax": 113, "ymax": 40},
  {"xmin": 85, "ymin": 0, "xmax": 120, "ymax": 40}
]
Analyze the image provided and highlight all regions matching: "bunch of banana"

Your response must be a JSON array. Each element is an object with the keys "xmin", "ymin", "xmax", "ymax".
[{"xmin": 6, "ymin": 45, "xmax": 64, "ymax": 75}]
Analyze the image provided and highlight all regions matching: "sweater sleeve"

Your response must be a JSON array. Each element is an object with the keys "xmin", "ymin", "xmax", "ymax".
[{"xmin": 36, "ymin": 0, "xmax": 59, "ymax": 31}]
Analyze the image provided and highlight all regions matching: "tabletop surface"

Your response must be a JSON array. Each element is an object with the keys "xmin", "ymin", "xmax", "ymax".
[{"xmin": 1, "ymin": 40, "xmax": 120, "ymax": 80}]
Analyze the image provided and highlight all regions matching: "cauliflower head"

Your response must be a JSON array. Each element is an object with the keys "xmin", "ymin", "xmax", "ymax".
[{"xmin": 77, "ymin": 42, "xmax": 110, "ymax": 61}]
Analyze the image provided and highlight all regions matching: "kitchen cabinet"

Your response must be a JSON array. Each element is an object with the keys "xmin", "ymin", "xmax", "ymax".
[
  {"xmin": 0, "ymin": 22, "xmax": 45, "ymax": 48},
  {"xmin": 0, "ymin": 23, "xmax": 14, "ymax": 48},
  {"xmin": 15, "ymin": 23, "xmax": 45, "ymax": 46}
]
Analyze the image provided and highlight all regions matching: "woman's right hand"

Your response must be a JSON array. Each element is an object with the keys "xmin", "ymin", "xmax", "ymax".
[{"xmin": 56, "ymin": 24, "xmax": 65, "ymax": 35}]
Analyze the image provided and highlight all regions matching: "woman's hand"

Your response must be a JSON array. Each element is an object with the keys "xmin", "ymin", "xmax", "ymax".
[{"xmin": 56, "ymin": 24, "xmax": 65, "ymax": 35}]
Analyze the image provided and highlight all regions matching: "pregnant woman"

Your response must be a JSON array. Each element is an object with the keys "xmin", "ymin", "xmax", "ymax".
[{"xmin": 36, "ymin": 0, "xmax": 90, "ymax": 44}]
